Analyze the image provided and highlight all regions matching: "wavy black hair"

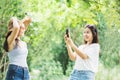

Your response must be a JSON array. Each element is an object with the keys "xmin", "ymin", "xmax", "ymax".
[
  {"xmin": 84, "ymin": 24, "xmax": 99, "ymax": 44},
  {"xmin": 3, "ymin": 31, "xmax": 12, "ymax": 52}
]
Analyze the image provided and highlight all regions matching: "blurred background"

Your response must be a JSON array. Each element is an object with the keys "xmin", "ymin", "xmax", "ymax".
[{"xmin": 0, "ymin": 0, "xmax": 120, "ymax": 80}]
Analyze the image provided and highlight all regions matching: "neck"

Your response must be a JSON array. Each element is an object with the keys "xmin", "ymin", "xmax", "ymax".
[{"xmin": 87, "ymin": 41, "xmax": 92, "ymax": 45}]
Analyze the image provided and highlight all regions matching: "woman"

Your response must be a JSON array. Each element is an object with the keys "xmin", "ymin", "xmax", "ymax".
[
  {"xmin": 64, "ymin": 24, "xmax": 100, "ymax": 80},
  {"xmin": 3, "ymin": 16, "xmax": 31, "ymax": 80}
]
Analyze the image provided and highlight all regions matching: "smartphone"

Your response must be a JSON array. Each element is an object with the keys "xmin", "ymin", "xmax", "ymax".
[{"xmin": 66, "ymin": 28, "xmax": 69, "ymax": 37}]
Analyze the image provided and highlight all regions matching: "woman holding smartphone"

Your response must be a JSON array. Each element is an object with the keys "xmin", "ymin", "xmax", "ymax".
[{"xmin": 64, "ymin": 24, "xmax": 100, "ymax": 80}]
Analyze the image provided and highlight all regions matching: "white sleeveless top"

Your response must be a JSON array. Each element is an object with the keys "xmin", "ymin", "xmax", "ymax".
[
  {"xmin": 74, "ymin": 43, "xmax": 100, "ymax": 73},
  {"xmin": 8, "ymin": 41, "xmax": 28, "ymax": 67}
]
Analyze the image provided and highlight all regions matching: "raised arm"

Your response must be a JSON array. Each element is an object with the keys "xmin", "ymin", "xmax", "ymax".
[
  {"xmin": 70, "ymin": 42, "xmax": 88, "ymax": 59},
  {"xmin": 7, "ymin": 17, "xmax": 20, "ymax": 50},
  {"xmin": 64, "ymin": 35, "xmax": 76, "ymax": 61},
  {"xmin": 22, "ymin": 16, "xmax": 31, "ymax": 30},
  {"xmin": 65, "ymin": 36, "xmax": 88, "ymax": 59}
]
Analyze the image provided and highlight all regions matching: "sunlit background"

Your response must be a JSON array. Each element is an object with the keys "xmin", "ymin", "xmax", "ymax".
[{"xmin": 0, "ymin": 0, "xmax": 120, "ymax": 80}]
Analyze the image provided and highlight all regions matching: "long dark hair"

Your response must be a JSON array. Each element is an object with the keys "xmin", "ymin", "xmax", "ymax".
[
  {"xmin": 3, "ymin": 31, "xmax": 12, "ymax": 52},
  {"xmin": 3, "ymin": 31, "xmax": 19, "ymax": 52},
  {"xmin": 3, "ymin": 19, "xmax": 13, "ymax": 52},
  {"xmin": 84, "ymin": 24, "xmax": 99, "ymax": 44},
  {"xmin": 3, "ymin": 18, "xmax": 21, "ymax": 52}
]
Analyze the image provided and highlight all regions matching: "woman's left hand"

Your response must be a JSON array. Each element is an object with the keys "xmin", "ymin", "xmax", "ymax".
[
  {"xmin": 22, "ymin": 16, "xmax": 32, "ymax": 30},
  {"xmin": 65, "ymin": 36, "xmax": 74, "ymax": 47}
]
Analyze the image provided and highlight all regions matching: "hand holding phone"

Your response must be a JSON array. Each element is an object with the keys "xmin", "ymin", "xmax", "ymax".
[{"xmin": 66, "ymin": 28, "xmax": 69, "ymax": 37}]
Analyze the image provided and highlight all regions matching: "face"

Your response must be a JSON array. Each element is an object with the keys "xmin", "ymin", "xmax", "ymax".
[
  {"xmin": 83, "ymin": 27, "xmax": 93, "ymax": 44},
  {"xmin": 18, "ymin": 23, "xmax": 25, "ymax": 37}
]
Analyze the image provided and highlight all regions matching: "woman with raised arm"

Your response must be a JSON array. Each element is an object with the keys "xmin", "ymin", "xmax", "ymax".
[
  {"xmin": 3, "ymin": 16, "xmax": 31, "ymax": 80},
  {"xmin": 64, "ymin": 24, "xmax": 100, "ymax": 80}
]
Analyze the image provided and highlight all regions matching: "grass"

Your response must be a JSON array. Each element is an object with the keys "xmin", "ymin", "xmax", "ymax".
[{"xmin": 30, "ymin": 63, "xmax": 120, "ymax": 80}]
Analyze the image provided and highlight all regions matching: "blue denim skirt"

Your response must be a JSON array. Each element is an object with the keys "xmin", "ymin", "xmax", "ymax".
[
  {"xmin": 69, "ymin": 69, "xmax": 95, "ymax": 80},
  {"xmin": 6, "ymin": 64, "xmax": 30, "ymax": 80}
]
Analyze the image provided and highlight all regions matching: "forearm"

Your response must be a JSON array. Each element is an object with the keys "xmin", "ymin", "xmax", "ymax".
[
  {"xmin": 7, "ymin": 18, "xmax": 20, "ymax": 45},
  {"xmin": 71, "ymin": 43, "xmax": 88, "ymax": 59},
  {"xmin": 22, "ymin": 16, "xmax": 31, "ymax": 30},
  {"xmin": 66, "ymin": 44, "xmax": 76, "ymax": 61}
]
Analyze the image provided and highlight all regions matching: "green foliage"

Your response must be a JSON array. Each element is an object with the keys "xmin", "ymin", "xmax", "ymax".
[
  {"xmin": 96, "ymin": 63, "xmax": 120, "ymax": 80},
  {"xmin": 100, "ymin": 28, "xmax": 120, "ymax": 68},
  {"xmin": 0, "ymin": 0, "xmax": 25, "ymax": 79},
  {"xmin": 51, "ymin": 38, "xmax": 69, "ymax": 75},
  {"xmin": 30, "ymin": 60, "xmax": 63, "ymax": 80},
  {"xmin": 0, "ymin": 0, "xmax": 120, "ymax": 80}
]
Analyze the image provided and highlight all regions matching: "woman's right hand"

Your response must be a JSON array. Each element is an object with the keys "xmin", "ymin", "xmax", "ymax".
[
  {"xmin": 64, "ymin": 34, "xmax": 74, "ymax": 48},
  {"xmin": 10, "ymin": 17, "xmax": 17, "ymax": 21},
  {"xmin": 64, "ymin": 35, "xmax": 71, "ymax": 47},
  {"xmin": 11, "ymin": 17, "xmax": 20, "ymax": 28},
  {"xmin": 64, "ymin": 35, "xmax": 71, "ymax": 49},
  {"xmin": 64, "ymin": 35, "xmax": 68, "ymax": 44},
  {"xmin": 8, "ymin": 17, "xmax": 18, "ymax": 31}
]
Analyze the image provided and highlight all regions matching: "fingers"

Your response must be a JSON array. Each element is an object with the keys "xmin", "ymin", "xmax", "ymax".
[
  {"xmin": 64, "ymin": 34, "xmax": 71, "ymax": 45},
  {"xmin": 11, "ymin": 17, "xmax": 17, "ymax": 21},
  {"xmin": 22, "ymin": 16, "xmax": 32, "ymax": 30},
  {"xmin": 64, "ymin": 35, "xmax": 67, "ymax": 39},
  {"xmin": 22, "ymin": 16, "xmax": 32, "ymax": 23},
  {"xmin": 10, "ymin": 17, "xmax": 19, "ymax": 25},
  {"xmin": 64, "ymin": 35, "xmax": 68, "ymax": 43},
  {"xmin": 64, "ymin": 35, "xmax": 69, "ymax": 40},
  {"xmin": 64, "ymin": 35, "xmax": 67, "ymax": 42}
]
